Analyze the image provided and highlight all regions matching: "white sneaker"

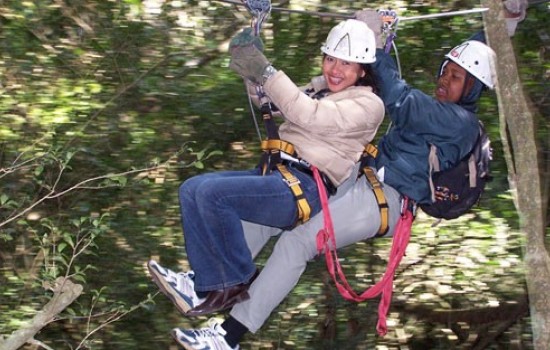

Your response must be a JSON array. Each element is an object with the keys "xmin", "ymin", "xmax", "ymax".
[
  {"xmin": 171, "ymin": 318, "xmax": 239, "ymax": 350},
  {"xmin": 147, "ymin": 260, "xmax": 205, "ymax": 314}
]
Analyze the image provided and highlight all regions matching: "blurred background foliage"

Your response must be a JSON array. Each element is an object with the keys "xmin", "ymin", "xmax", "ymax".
[{"xmin": 0, "ymin": 0, "xmax": 549, "ymax": 349}]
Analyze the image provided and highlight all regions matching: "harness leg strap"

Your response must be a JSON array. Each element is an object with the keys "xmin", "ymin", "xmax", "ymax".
[
  {"xmin": 361, "ymin": 143, "xmax": 389, "ymax": 236},
  {"xmin": 276, "ymin": 163, "xmax": 311, "ymax": 224},
  {"xmin": 363, "ymin": 166, "xmax": 390, "ymax": 236}
]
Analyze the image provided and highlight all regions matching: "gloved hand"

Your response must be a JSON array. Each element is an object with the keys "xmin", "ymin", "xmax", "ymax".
[
  {"xmin": 354, "ymin": 9, "xmax": 383, "ymax": 48},
  {"xmin": 229, "ymin": 29, "xmax": 270, "ymax": 85},
  {"xmin": 229, "ymin": 27, "xmax": 264, "ymax": 52},
  {"xmin": 503, "ymin": 0, "xmax": 527, "ymax": 18},
  {"xmin": 503, "ymin": 0, "xmax": 528, "ymax": 36}
]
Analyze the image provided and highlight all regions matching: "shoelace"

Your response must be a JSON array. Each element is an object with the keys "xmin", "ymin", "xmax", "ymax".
[
  {"xmin": 163, "ymin": 267, "xmax": 196, "ymax": 296},
  {"xmin": 175, "ymin": 319, "xmax": 239, "ymax": 350},
  {"xmin": 186, "ymin": 319, "xmax": 226, "ymax": 339},
  {"xmin": 208, "ymin": 319, "xmax": 227, "ymax": 336}
]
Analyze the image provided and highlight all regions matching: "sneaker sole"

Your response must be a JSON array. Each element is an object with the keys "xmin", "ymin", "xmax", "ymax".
[{"xmin": 147, "ymin": 262, "xmax": 194, "ymax": 315}]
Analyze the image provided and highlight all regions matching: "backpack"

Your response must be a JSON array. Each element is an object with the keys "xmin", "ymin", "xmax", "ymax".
[{"xmin": 419, "ymin": 122, "xmax": 492, "ymax": 220}]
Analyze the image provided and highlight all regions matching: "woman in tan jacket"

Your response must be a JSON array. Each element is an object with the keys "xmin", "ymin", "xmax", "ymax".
[{"xmin": 147, "ymin": 19, "xmax": 385, "ymax": 333}]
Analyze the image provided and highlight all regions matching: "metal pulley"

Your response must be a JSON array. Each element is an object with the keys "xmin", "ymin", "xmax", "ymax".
[{"xmin": 242, "ymin": 0, "xmax": 271, "ymax": 34}]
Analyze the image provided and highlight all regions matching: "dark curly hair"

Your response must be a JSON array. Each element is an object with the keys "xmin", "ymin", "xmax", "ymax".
[{"xmin": 355, "ymin": 64, "xmax": 379, "ymax": 96}]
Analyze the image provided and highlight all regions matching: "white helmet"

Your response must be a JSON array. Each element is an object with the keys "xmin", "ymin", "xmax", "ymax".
[
  {"xmin": 444, "ymin": 40, "xmax": 497, "ymax": 89},
  {"xmin": 320, "ymin": 19, "xmax": 376, "ymax": 64}
]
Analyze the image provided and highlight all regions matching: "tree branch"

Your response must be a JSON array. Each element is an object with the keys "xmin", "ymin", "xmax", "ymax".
[
  {"xmin": 0, "ymin": 152, "xmax": 186, "ymax": 229},
  {"xmin": 0, "ymin": 277, "xmax": 83, "ymax": 350}
]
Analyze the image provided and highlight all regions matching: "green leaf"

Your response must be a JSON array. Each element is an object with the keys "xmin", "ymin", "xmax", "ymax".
[
  {"xmin": 34, "ymin": 165, "xmax": 44, "ymax": 177},
  {"xmin": 73, "ymin": 274, "xmax": 87, "ymax": 283},
  {"xmin": 0, "ymin": 194, "xmax": 8, "ymax": 205},
  {"xmin": 205, "ymin": 150, "xmax": 223, "ymax": 159},
  {"xmin": 57, "ymin": 242, "xmax": 67, "ymax": 253},
  {"xmin": 54, "ymin": 255, "xmax": 69, "ymax": 267},
  {"xmin": 195, "ymin": 149, "xmax": 206, "ymax": 160}
]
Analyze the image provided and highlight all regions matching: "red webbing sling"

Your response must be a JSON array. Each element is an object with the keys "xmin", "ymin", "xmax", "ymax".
[{"xmin": 312, "ymin": 166, "xmax": 414, "ymax": 336}]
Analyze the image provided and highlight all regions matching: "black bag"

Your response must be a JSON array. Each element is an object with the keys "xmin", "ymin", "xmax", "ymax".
[{"xmin": 420, "ymin": 122, "xmax": 492, "ymax": 220}]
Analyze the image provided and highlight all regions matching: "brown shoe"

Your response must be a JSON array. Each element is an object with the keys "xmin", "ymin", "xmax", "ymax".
[{"xmin": 186, "ymin": 269, "xmax": 259, "ymax": 316}]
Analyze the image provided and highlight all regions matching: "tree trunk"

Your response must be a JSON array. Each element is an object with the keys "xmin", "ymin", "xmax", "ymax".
[{"xmin": 481, "ymin": 1, "xmax": 550, "ymax": 348}]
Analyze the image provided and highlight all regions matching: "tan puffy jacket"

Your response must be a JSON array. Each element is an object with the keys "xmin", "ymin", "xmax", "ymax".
[{"xmin": 251, "ymin": 71, "xmax": 385, "ymax": 186}]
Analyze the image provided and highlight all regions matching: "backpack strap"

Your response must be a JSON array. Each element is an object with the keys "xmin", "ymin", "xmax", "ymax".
[
  {"xmin": 428, "ymin": 144, "xmax": 439, "ymax": 202},
  {"xmin": 468, "ymin": 154, "xmax": 477, "ymax": 187},
  {"xmin": 427, "ymin": 134, "xmax": 481, "ymax": 203},
  {"xmin": 361, "ymin": 144, "xmax": 389, "ymax": 237}
]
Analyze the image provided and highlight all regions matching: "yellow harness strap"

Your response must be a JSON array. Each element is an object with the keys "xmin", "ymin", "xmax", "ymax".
[
  {"xmin": 261, "ymin": 139, "xmax": 295, "ymax": 155},
  {"xmin": 258, "ymin": 100, "xmax": 311, "ymax": 225},
  {"xmin": 276, "ymin": 163, "xmax": 311, "ymax": 224},
  {"xmin": 361, "ymin": 144, "xmax": 389, "ymax": 237}
]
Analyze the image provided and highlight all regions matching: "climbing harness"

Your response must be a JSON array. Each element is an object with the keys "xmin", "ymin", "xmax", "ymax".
[
  {"xmin": 257, "ymin": 93, "xmax": 339, "ymax": 225},
  {"xmin": 255, "ymin": 93, "xmax": 312, "ymax": 224}
]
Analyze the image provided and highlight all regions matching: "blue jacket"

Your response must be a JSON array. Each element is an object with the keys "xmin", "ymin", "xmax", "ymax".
[{"xmin": 373, "ymin": 48, "xmax": 480, "ymax": 204}]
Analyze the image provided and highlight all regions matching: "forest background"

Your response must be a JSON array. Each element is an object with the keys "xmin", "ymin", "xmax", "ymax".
[{"xmin": 1, "ymin": 0, "xmax": 549, "ymax": 349}]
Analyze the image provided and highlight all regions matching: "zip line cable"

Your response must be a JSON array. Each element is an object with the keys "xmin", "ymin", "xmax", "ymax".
[
  {"xmin": 220, "ymin": 0, "xmax": 547, "ymax": 19},
  {"xmin": 398, "ymin": 8, "xmax": 488, "ymax": 21},
  {"xmin": 217, "ymin": 0, "xmax": 489, "ymax": 21}
]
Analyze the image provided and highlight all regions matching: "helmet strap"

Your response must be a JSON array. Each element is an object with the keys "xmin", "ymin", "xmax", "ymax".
[{"xmin": 459, "ymin": 72, "xmax": 475, "ymax": 102}]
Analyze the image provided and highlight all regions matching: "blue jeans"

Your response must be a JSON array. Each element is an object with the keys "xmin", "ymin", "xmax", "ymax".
[{"xmin": 179, "ymin": 165, "xmax": 323, "ymax": 291}]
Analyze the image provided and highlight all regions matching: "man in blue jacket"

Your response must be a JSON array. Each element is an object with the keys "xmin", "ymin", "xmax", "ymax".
[{"xmin": 156, "ymin": 10, "xmax": 499, "ymax": 350}]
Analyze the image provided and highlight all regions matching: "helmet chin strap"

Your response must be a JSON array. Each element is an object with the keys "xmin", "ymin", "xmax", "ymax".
[{"xmin": 459, "ymin": 72, "xmax": 474, "ymax": 102}]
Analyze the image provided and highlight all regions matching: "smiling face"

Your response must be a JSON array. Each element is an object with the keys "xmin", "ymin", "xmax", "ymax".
[
  {"xmin": 435, "ymin": 60, "xmax": 474, "ymax": 103},
  {"xmin": 322, "ymin": 55, "xmax": 365, "ymax": 93}
]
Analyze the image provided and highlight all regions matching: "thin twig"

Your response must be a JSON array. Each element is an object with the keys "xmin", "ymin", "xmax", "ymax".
[
  {"xmin": 74, "ymin": 297, "xmax": 154, "ymax": 350},
  {"xmin": 28, "ymin": 338, "xmax": 55, "ymax": 350},
  {"xmin": 0, "ymin": 156, "xmax": 182, "ymax": 229}
]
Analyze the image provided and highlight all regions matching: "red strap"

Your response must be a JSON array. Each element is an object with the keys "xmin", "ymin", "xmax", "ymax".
[{"xmin": 312, "ymin": 166, "xmax": 413, "ymax": 336}]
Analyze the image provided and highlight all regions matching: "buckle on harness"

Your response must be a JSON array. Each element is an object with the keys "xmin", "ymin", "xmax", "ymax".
[
  {"xmin": 400, "ymin": 197, "xmax": 417, "ymax": 217},
  {"xmin": 275, "ymin": 163, "xmax": 311, "ymax": 224},
  {"xmin": 282, "ymin": 176, "xmax": 301, "ymax": 187}
]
